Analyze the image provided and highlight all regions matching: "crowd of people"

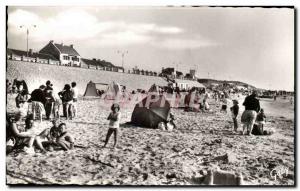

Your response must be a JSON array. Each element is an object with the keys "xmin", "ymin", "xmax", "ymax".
[
  {"xmin": 6, "ymin": 78, "xmax": 274, "ymax": 155},
  {"xmin": 6, "ymin": 79, "xmax": 80, "ymax": 154}
]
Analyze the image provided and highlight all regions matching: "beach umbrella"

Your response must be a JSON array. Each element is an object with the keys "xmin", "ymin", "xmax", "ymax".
[{"xmin": 131, "ymin": 94, "xmax": 171, "ymax": 128}]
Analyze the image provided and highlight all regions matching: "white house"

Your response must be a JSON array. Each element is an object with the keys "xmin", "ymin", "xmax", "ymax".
[{"xmin": 39, "ymin": 40, "xmax": 81, "ymax": 67}]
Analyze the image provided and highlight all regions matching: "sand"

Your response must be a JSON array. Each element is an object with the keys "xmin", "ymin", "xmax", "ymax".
[{"xmin": 6, "ymin": 94, "xmax": 294, "ymax": 185}]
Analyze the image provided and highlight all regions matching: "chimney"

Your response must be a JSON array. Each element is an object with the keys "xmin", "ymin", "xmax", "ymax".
[{"xmin": 70, "ymin": 44, "xmax": 73, "ymax": 48}]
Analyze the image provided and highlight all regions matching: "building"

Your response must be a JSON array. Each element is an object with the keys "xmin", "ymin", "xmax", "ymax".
[
  {"xmin": 174, "ymin": 79, "xmax": 206, "ymax": 91},
  {"xmin": 7, "ymin": 48, "xmax": 59, "ymax": 65},
  {"xmin": 81, "ymin": 58, "xmax": 124, "ymax": 72},
  {"xmin": 81, "ymin": 58, "xmax": 102, "ymax": 70},
  {"xmin": 39, "ymin": 40, "xmax": 81, "ymax": 67}
]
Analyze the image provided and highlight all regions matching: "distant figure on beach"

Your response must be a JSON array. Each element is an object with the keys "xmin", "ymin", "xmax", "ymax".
[
  {"xmin": 274, "ymin": 95, "xmax": 277, "ymax": 101},
  {"xmin": 241, "ymin": 90, "xmax": 260, "ymax": 135},
  {"xmin": 290, "ymin": 96, "xmax": 293, "ymax": 105},
  {"xmin": 71, "ymin": 82, "xmax": 78, "ymax": 118},
  {"xmin": 103, "ymin": 103, "xmax": 121, "ymax": 148},
  {"xmin": 230, "ymin": 100, "xmax": 239, "ymax": 132},
  {"xmin": 201, "ymin": 98, "xmax": 210, "ymax": 112},
  {"xmin": 220, "ymin": 98, "xmax": 228, "ymax": 113}
]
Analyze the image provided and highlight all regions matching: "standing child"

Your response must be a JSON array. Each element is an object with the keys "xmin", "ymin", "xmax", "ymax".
[
  {"xmin": 230, "ymin": 100, "xmax": 239, "ymax": 132},
  {"xmin": 255, "ymin": 108, "xmax": 266, "ymax": 134},
  {"xmin": 103, "ymin": 103, "xmax": 121, "ymax": 148}
]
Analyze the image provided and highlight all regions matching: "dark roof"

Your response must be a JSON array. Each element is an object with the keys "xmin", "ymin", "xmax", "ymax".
[
  {"xmin": 81, "ymin": 58, "xmax": 118, "ymax": 68},
  {"xmin": 7, "ymin": 48, "xmax": 59, "ymax": 61},
  {"xmin": 81, "ymin": 58, "xmax": 100, "ymax": 67},
  {"xmin": 54, "ymin": 43, "xmax": 80, "ymax": 56}
]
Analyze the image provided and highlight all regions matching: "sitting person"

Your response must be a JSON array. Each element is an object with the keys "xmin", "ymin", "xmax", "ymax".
[
  {"xmin": 6, "ymin": 113, "xmax": 43, "ymax": 154},
  {"xmin": 36, "ymin": 120, "xmax": 74, "ymax": 151},
  {"xmin": 251, "ymin": 108, "xmax": 273, "ymax": 135},
  {"xmin": 56, "ymin": 123, "xmax": 75, "ymax": 151},
  {"xmin": 166, "ymin": 113, "xmax": 176, "ymax": 130},
  {"xmin": 201, "ymin": 99, "xmax": 211, "ymax": 112},
  {"xmin": 35, "ymin": 119, "xmax": 60, "ymax": 151},
  {"xmin": 256, "ymin": 108, "xmax": 266, "ymax": 127}
]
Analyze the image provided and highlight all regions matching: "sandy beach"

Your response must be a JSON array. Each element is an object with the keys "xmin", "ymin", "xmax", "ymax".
[{"xmin": 6, "ymin": 93, "xmax": 294, "ymax": 185}]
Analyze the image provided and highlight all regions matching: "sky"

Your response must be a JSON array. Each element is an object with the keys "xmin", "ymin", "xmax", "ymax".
[{"xmin": 7, "ymin": 6, "xmax": 294, "ymax": 91}]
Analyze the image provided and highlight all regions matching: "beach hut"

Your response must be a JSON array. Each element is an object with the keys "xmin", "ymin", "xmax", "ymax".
[{"xmin": 131, "ymin": 94, "xmax": 171, "ymax": 128}]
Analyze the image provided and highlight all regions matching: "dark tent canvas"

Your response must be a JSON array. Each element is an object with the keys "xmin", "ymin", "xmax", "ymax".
[
  {"xmin": 84, "ymin": 81, "xmax": 98, "ymax": 96},
  {"xmin": 148, "ymin": 84, "xmax": 159, "ymax": 93},
  {"xmin": 131, "ymin": 94, "xmax": 171, "ymax": 128}
]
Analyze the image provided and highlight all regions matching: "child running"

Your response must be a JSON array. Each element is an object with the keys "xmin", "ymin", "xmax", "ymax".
[{"xmin": 103, "ymin": 103, "xmax": 121, "ymax": 148}]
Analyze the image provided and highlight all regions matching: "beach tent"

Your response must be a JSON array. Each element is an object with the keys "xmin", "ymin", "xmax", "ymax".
[
  {"xmin": 84, "ymin": 81, "xmax": 99, "ymax": 96},
  {"xmin": 104, "ymin": 81, "xmax": 121, "ymax": 100},
  {"xmin": 131, "ymin": 94, "xmax": 171, "ymax": 128},
  {"xmin": 148, "ymin": 84, "xmax": 159, "ymax": 93}
]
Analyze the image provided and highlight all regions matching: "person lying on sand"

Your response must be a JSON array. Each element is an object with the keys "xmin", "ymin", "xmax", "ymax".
[{"xmin": 103, "ymin": 103, "xmax": 121, "ymax": 148}]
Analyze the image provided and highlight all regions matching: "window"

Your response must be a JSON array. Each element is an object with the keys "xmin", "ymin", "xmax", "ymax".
[
  {"xmin": 63, "ymin": 55, "xmax": 70, "ymax": 60},
  {"xmin": 72, "ymin": 57, "xmax": 77, "ymax": 61}
]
